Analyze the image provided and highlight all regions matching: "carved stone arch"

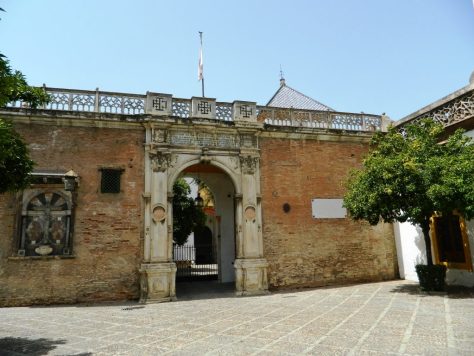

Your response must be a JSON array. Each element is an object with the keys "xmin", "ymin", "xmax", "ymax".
[
  {"xmin": 167, "ymin": 155, "xmax": 242, "ymax": 195},
  {"xmin": 141, "ymin": 138, "xmax": 268, "ymax": 303}
]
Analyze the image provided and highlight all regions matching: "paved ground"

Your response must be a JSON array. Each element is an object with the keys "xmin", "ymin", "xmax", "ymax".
[{"xmin": 1, "ymin": 280, "xmax": 474, "ymax": 355}]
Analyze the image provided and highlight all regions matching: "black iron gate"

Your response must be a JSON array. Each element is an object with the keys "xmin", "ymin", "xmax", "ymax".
[{"xmin": 173, "ymin": 244, "xmax": 218, "ymax": 281}]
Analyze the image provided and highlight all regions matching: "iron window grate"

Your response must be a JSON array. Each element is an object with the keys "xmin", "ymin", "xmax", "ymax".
[{"xmin": 100, "ymin": 169, "xmax": 123, "ymax": 193}]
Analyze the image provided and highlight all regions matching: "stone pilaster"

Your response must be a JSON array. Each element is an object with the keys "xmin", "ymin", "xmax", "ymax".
[
  {"xmin": 139, "ymin": 262, "xmax": 177, "ymax": 303},
  {"xmin": 234, "ymin": 258, "xmax": 269, "ymax": 296}
]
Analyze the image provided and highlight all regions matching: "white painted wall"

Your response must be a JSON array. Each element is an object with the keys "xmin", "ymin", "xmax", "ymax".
[
  {"xmin": 394, "ymin": 222, "xmax": 427, "ymax": 281},
  {"xmin": 198, "ymin": 172, "xmax": 236, "ymax": 283},
  {"xmin": 395, "ymin": 219, "xmax": 474, "ymax": 286}
]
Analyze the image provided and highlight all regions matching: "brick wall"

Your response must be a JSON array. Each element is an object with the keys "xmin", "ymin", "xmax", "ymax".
[
  {"xmin": 0, "ymin": 122, "xmax": 144, "ymax": 306},
  {"xmin": 260, "ymin": 136, "xmax": 398, "ymax": 289},
  {"xmin": 0, "ymin": 116, "xmax": 399, "ymax": 305}
]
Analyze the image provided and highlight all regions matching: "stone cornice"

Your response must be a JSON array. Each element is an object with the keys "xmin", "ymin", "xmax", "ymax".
[
  {"xmin": 0, "ymin": 109, "xmax": 144, "ymax": 130},
  {"xmin": 260, "ymin": 126, "xmax": 373, "ymax": 143},
  {"xmin": 1, "ymin": 108, "xmax": 374, "ymax": 143}
]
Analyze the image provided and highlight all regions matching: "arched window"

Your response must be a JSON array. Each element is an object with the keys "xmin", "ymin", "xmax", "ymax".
[{"xmin": 18, "ymin": 191, "xmax": 73, "ymax": 256}]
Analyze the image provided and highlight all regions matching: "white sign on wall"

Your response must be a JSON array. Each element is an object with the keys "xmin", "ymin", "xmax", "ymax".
[{"xmin": 311, "ymin": 199, "xmax": 347, "ymax": 218}]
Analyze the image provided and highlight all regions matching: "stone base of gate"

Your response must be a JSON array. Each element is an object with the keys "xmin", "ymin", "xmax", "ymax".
[
  {"xmin": 139, "ymin": 262, "xmax": 177, "ymax": 303},
  {"xmin": 234, "ymin": 258, "xmax": 269, "ymax": 296}
]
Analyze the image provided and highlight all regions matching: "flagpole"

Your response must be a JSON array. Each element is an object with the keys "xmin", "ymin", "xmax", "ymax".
[{"xmin": 198, "ymin": 31, "xmax": 205, "ymax": 97}]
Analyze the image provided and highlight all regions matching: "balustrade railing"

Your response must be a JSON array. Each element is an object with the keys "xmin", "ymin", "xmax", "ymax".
[
  {"xmin": 257, "ymin": 107, "xmax": 383, "ymax": 131},
  {"xmin": 396, "ymin": 85, "xmax": 474, "ymax": 128},
  {"xmin": 5, "ymin": 86, "xmax": 384, "ymax": 132}
]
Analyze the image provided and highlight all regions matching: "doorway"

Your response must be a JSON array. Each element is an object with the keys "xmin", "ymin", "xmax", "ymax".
[{"xmin": 172, "ymin": 163, "xmax": 236, "ymax": 291}]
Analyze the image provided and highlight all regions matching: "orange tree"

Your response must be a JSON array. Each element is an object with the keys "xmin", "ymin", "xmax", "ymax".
[{"xmin": 343, "ymin": 119, "xmax": 474, "ymax": 267}]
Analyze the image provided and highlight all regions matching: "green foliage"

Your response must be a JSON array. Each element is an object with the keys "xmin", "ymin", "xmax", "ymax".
[
  {"xmin": 0, "ymin": 52, "xmax": 50, "ymax": 193},
  {"xmin": 0, "ymin": 54, "xmax": 50, "ymax": 108},
  {"xmin": 343, "ymin": 119, "xmax": 474, "ymax": 265},
  {"xmin": 344, "ymin": 119, "xmax": 474, "ymax": 226},
  {"xmin": 0, "ymin": 118, "xmax": 34, "ymax": 193},
  {"xmin": 172, "ymin": 178, "xmax": 206, "ymax": 245}
]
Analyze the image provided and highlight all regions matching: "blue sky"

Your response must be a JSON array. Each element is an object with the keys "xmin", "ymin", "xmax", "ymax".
[{"xmin": 1, "ymin": 0, "xmax": 473, "ymax": 120}]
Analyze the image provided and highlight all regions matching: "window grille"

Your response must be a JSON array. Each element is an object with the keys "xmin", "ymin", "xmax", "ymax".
[{"xmin": 100, "ymin": 169, "xmax": 123, "ymax": 193}]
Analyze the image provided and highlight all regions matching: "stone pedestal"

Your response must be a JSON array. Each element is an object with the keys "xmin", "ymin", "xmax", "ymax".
[
  {"xmin": 234, "ymin": 258, "xmax": 269, "ymax": 296},
  {"xmin": 139, "ymin": 263, "xmax": 176, "ymax": 303}
]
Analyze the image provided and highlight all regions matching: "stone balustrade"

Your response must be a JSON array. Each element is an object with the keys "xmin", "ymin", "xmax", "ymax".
[
  {"xmin": 396, "ymin": 84, "xmax": 474, "ymax": 128},
  {"xmin": 6, "ymin": 86, "xmax": 385, "ymax": 132}
]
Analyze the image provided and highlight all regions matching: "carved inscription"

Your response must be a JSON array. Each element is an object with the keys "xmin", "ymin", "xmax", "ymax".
[
  {"xmin": 196, "ymin": 133, "xmax": 214, "ymax": 147},
  {"xmin": 170, "ymin": 131, "xmax": 194, "ymax": 146},
  {"xmin": 217, "ymin": 135, "xmax": 237, "ymax": 148},
  {"xmin": 240, "ymin": 134, "xmax": 256, "ymax": 148}
]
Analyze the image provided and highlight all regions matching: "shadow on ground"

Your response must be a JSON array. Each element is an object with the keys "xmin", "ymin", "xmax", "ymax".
[
  {"xmin": 0, "ymin": 337, "xmax": 91, "ymax": 356},
  {"xmin": 26, "ymin": 281, "xmax": 237, "ymax": 309},
  {"xmin": 391, "ymin": 283, "xmax": 474, "ymax": 299}
]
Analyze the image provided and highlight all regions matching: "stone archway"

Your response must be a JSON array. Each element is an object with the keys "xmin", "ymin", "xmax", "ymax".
[
  {"xmin": 139, "ymin": 119, "xmax": 269, "ymax": 303},
  {"xmin": 177, "ymin": 164, "xmax": 236, "ymax": 283}
]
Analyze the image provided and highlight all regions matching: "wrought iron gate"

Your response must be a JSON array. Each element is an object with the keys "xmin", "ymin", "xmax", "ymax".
[{"xmin": 173, "ymin": 244, "xmax": 218, "ymax": 281}]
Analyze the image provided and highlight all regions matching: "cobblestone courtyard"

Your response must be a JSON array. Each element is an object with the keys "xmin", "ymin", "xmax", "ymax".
[{"xmin": 1, "ymin": 280, "xmax": 474, "ymax": 355}]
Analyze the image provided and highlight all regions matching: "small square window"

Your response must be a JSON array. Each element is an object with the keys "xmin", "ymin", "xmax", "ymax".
[{"xmin": 100, "ymin": 169, "xmax": 123, "ymax": 193}]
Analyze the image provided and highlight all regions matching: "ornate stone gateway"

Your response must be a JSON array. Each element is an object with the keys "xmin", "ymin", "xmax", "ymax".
[{"xmin": 139, "ymin": 94, "xmax": 269, "ymax": 302}]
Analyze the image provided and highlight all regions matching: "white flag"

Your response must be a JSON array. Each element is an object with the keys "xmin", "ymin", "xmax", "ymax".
[{"xmin": 198, "ymin": 33, "xmax": 204, "ymax": 81}]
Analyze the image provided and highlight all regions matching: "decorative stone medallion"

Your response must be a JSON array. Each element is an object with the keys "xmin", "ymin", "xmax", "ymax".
[
  {"xmin": 152, "ymin": 205, "xmax": 166, "ymax": 223},
  {"xmin": 244, "ymin": 206, "xmax": 256, "ymax": 222}
]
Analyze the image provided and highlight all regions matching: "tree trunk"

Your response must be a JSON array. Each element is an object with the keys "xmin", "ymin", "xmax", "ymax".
[{"xmin": 421, "ymin": 219, "xmax": 433, "ymax": 266}]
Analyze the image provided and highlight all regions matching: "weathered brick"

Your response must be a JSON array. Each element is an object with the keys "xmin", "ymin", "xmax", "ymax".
[
  {"xmin": 0, "ymin": 123, "xmax": 144, "ymax": 306},
  {"xmin": 259, "ymin": 136, "xmax": 398, "ymax": 289},
  {"xmin": 0, "ymin": 119, "xmax": 398, "ymax": 306}
]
